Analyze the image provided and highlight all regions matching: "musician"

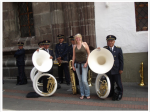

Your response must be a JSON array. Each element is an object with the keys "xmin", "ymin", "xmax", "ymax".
[
  {"xmin": 43, "ymin": 40, "xmax": 55, "ymax": 92},
  {"xmin": 55, "ymin": 34, "xmax": 70, "ymax": 85},
  {"xmin": 38, "ymin": 41, "xmax": 44, "ymax": 83},
  {"xmin": 98, "ymin": 35, "xmax": 124, "ymax": 101},
  {"xmin": 72, "ymin": 33, "xmax": 91, "ymax": 99},
  {"xmin": 37, "ymin": 40, "xmax": 61, "ymax": 91},
  {"xmin": 68, "ymin": 36, "xmax": 79, "ymax": 86},
  {"xmin": 14, "ymin": 42, "xmax": 27, "ymax": 85},
  {"xmin": 38, "ymin": 41, "xmax": 44, "ymax": 48}
]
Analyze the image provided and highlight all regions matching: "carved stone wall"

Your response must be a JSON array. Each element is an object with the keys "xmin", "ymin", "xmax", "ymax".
[
  {"xmin": 3, "ymin": 2, "xmax": 96, "ymax": 79},
  {"xmin": 32, "ymin": 2, "xmax": 96, "ymax": 50}
]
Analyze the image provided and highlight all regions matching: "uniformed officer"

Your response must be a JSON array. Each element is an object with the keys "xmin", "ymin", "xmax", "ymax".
[
  {"xmin": 38, "ymin": 41, "xmax": 44, "ymax": 48},
  {"xmin": 14, "ymin": 42, "xmax": 27, "ymax": 85},
  {"xmin": 42, "ymin": 40, "xmax": 55, "ymax": 92},
  {"xmin": 37, "ymin": 40, "xmax": 61, "ymax": 91},
  {"xmin": 68, "ymin": 36, "xmax": 79, "ymax": 86},
  {"xmin": 98, "ymin": 35, "xmax": 123, "ymax": 101},
  {"xmin": 38, "ymin": 41, "xmax": 44, "ymax": 83},
  {"xmin": 55, "ymin": 34, "xmax": 70, "ymax": 85}
]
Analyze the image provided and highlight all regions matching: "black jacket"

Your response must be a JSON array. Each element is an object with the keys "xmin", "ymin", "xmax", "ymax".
[
  {"xmin": 68, "ymin": 44, "xmax": 73, "ymax": 61},
  {"xmin": 55, "ymin": 42, "xmax": 69, "ymax": 61},
  {"xmin": 43, "ymin": 48, "xmax": 55, "ymax": 61},
  {"xmin": 104, "ymin": 46, "xmax": 124, "ymax": 75},
  {"xmin": 14, "ymin": 48, "xmax": 25, "ymax": 66}
]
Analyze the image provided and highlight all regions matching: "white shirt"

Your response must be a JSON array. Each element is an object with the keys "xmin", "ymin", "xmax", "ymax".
[
  {"xmin": 109, "ymin": 46, "xmax": 114, "ymax": 51},
  {"xmin": 72, "ymin": 44, "xmax": 74, "ymax": 48},
  {"xmin": 46, "ymin": 49, "xmax": 49, "ymax": 53}
]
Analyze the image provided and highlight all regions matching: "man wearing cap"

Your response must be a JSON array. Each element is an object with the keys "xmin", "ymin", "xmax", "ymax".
[
  {"xmin": 37, "ymin": 41, "xmax": 44, "ymax": 83},
  {"xmin": 97, "ymin": 35, "xmax": 123, "ymax": 101},
  {"xmin": 41, "ymin": 40, "xmax": 55, "ymax": 92},
  {"xmin": 38, "ymin": 41, "xmax": 44, "ymax": 48},
  {"xmin": 68, "ymin": 36, "xmax": 79, "ymax": 86},
  {"xmin": 14, "ymin": 42, "xmax": 27, "ymax": 85},
  {"xmin": 55, "ymin": 34, "xmax": 70, "ymax": 85}
]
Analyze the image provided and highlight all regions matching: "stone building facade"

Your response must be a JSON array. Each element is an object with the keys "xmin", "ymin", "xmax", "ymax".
[
  {"xmin": 3, "ymin": 2, "xmax": 96, "ymax": 80},
  {"xmin": 3, "ymin": 2, "xmax": 148, "ymax": 84}
]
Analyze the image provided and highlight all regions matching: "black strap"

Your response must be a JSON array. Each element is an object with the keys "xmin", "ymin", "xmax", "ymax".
[{"xmin": 75, "ymin": 61, "xmax": 86, "ymax": 75}]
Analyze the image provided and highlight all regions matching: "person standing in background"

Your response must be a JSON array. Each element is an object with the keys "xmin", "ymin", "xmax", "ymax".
[
  {"xmin": 55, "ymin": 34, "xmax": 70, "ymax": 85},
  {"xmin": 68, "ymin": 36, "xmax": 79, "ymax": 86},
  {"xmin": 42, "ymin": 40, "xmax": 55, "ymax": 92},
  {"xmin": 14, "ymin": 42, "xmax": 27, "ymax": 85}
]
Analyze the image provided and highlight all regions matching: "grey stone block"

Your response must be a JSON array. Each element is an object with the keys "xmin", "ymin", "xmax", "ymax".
[
  {"xmin": 3, "ymin": 67, "xmax": 10, "ymax": 77},
  {"xmin": 33, "ymin": 15, "xmax": 41, "ymax": 27},
  {"xmin": 32, "ymin": 2, "xmax": 50, "ymax": 15},
  {"xmin": 39, "ymin": 25, "xmax": 51, "ymax": 34},
  {"xmin": 41, "ymin": 13, "xmax": 51, "ymax": 26}
]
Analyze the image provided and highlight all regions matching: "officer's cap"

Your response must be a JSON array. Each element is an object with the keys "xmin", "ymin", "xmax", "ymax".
[
  {"xmin": 43, "ymin": 40, "xmax": 50, "ymax": 45},
  {"xmin": 57, "ymin": 34, "xmax": 64, "ymax": 39},
  {"xmin": 69, "ymin": 36, "xmax": 74, "ymax": 40},
  {"xmin": 18, "ymin": 42, "xmax": 24, "ymax": 46},
  {"xmin": 38, "ymin": 41, "xmax": 43, "ymax": 46},
  {"xmin": 106, "ymin": 35, "xmax": 116, "ymax": 41}
]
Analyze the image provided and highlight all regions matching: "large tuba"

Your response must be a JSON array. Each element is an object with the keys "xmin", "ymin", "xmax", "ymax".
[
  {"xmin": 88, "ymin": 48, "xmax": 114, "ymax": 98},
  {"xmin": 69, "ymin": 60, "xmax": 77, "ymax": 94},
  {"xmin": 31, "ymin": 50, "xmax": 57, "ymax": 96}
]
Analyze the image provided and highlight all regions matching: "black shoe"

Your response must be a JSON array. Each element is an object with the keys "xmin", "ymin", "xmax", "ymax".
[
  {"xmin": 16, "ymin": 83, "xmax": 20, "ymax": 85},
  {"xmin": 19, "ymin": 81, "xmax": 27, "ymax": 85},
  {"xmin": 116, "ymin": 94, "xmax": 122, "ymax": 101},
  {"xmin": 57, "ymin": 84, "xmax": 61, "ymax": 89},
  {"xmin": 59, "ymin": 81, "xmax": 63, "ymax": 84},
  {"xmin": 16, "ymin": 76, "xmax": 20, "ymax": 85},
  {"xmin": 108, "ymin": 94, "xmax": 113, "ymax": 97}
]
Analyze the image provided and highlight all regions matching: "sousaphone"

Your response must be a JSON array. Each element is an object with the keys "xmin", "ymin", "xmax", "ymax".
[
  {"xmin": 31, "ymin": 50, "xmax": 57, "ymax": 96},
  {"xmin": 88, "ymin": 48, "xmax": 114, "ymax": 98}
]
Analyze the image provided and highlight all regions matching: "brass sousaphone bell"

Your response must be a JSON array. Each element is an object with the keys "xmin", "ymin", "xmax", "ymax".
[{"xmin": 88, "ymin": 48, "xmax": 114, "ymax": 98}]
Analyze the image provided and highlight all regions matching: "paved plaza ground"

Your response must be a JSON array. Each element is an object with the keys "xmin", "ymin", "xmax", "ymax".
[{"xmin": 2, "ymin": 79, "xmax": 148, "ymax": 111}]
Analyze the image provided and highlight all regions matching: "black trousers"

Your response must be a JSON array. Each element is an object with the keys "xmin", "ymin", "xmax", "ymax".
[
  {"xmin": 42, "ymin": 67, "xmax": 53, "ymax": 92},
  {"xmin": 17, "ymin": 65, "xmax": 27, "ymax": 84},
  {"xmin": 73, "ymin": 71, "xmax": 79, "ymax": 85},
  {"xmin": 58, "ymin": 63, "xmax": 70, "ymax": 84},
  {"xmin": 107, "ymin": 74, "xmax": 123, "ymax": 96}
]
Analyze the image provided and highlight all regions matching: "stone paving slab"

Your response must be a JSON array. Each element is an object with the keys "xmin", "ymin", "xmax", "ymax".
[{"xmin": 2, "ymin": 79, "xmax": 148, "ymax": 111}]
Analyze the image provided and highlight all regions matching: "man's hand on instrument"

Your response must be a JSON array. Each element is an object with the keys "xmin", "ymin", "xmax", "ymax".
[
  {"xmin": 57, "ymin": 57, "xmax": 61, "ymax": 60},
  {"xmin": 50, "ymin": 56, "xmax": 53, "ymax": 59},
  {"xmin": 97, "ymin": 47, "xmax": 101, "ymax": 49},
  {"xmin": 58, "ymin": 59, "xmax": 62, "ymax": 64},
  {"xmin": 36, "ymin": 49, "xmax": 39, "ymax": 52},
  {"xmin": 57, "ymin": 57, "xmax": 62, "ymax": 62}
]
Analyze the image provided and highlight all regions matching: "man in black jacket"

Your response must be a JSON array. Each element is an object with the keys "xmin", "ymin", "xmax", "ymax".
[
  {"xmin": 55, "ymin": 34, "xmax": 70, "ymax": 85},
  {"xmin": 104, "ymin": 35, "xmax": 124, "ymax": 101},
  {"xmin": 68, "ymin": 36, "xmax": 79, "ymax": 86},
  {"xmin": 40, "ymin": 40, "xmax": 55, "ymax": 92},
  {"xmin": 14, "ymin": 42, "xmax": 27, "ymax": 85}
]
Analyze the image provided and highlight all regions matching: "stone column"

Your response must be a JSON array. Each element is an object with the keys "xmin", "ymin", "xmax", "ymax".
[
  {"xmin": 77, "ymin": 2, "xmax": 96, "ymax": 48},
  {"xmin": 3, "ymin": 2, "xmax": 20, "ymax": 48},
  {"xmin": 32, "ymin": 2, "xmax": 52, "ymax": 45},
  {"xmin": 62, "ymin": 2, "xmax": 79, "ymax": 43},
  {"xmin": 50, "ymin": 2, "xmax": 64, "ymax": 44}
]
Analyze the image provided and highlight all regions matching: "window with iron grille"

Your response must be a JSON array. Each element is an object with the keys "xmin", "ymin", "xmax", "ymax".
[
  {"xmin": 135, "ymin": 2, "xmax": 148, "ymax": 31},
  {"xmin": 18, "ymin": 2, "xmax": 35, "ymax": 37}
]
